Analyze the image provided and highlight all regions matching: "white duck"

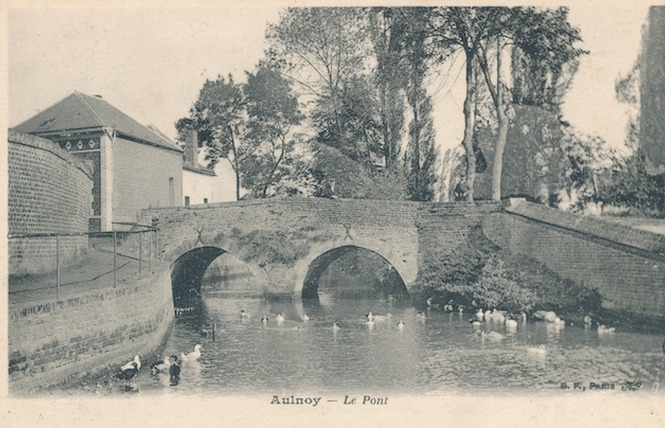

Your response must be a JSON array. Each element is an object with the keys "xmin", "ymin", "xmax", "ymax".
[
  {"xmin": 331, "ymin": 323, "xmax": 340, "ymax": 332},
  {"xmin": 121, "ymin": 355, "xmax": 141, "ymax": 372},
  {"xmin": 181, "ymin": 344, "xmax": 203, "ymax": 362},
  {"xmin": 150, "ymin": 355, "xmax": 170, "ymax": 374},
  {"xmin": 275, "ymin": 313, "xmax": 285, "ymax": 324}
]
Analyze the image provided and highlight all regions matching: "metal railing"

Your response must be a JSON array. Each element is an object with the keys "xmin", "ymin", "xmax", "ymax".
[{"xmin": 8, "ymin": 223, "xmax": 160, "ymax": 301}]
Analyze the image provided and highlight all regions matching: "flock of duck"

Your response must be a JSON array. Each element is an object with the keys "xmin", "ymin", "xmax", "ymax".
[{"xmin": 115, "ymin": 343, "xmax": 202, "ymax": 391}]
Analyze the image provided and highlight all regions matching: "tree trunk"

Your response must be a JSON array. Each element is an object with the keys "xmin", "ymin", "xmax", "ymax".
[
  {"xmin": 462, "ymin": 50, "xmax": 476, "ymax": 201},
  {"xmin": 491, "ymin": 36, "xmax": 507, "ymax": 201},
  {"xmin": 492, "ymin": 107, "xmax": 508, "ymax": 200}
]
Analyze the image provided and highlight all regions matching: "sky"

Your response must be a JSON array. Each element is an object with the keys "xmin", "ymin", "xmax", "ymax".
[{"xmin": 6, "ymin": 2, "xmax": 650, "ymax": 155}]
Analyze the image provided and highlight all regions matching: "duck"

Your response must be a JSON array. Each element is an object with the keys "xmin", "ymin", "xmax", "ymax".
[
  {"xmin": 486, "ymin": 331, "xmax": 504, "ymax": 342},
  {"xmin": 505, "ymin": 319, "xmax": 518, "ymax": 329},
  {"xmin": 520, "ymin": 311, "xmax": 528, "ymax": 323},
  {"xmin": 240, "ymin": 309, "xmax": 250, "ymax": 319},
  {"xmin": 443, "ymin": 301, "xmax": 454, "ymax": 312},
  {"xmin": 275, "ymin": 313, "xmax": 285, "ymax": 324},
  {"xmin": 181, "ymin": 344, "xmax": 203, "ymax": 362},
  {"xmin": 301, "ymin": 313, "xmax": 310, "ymax": 322},
  {"xmin": 121, "ymin": 355, "xmax": 141, "ymax": 372},
  {"xmin": 458, "ymin": 305, "xmax": 465, "ymax": 314},
  {"xmin": 397, "ymin": 320, "xmax": 405, "ymax": 329},
  {"xmin": 372, "ymin": 313, "xmax": 392, "ymax": 322},
  {"xmin": 331, "ymin": 323, "xmax": 340, "ymax": 332},
  {"xmin": 584, "ymin": 315, "xmax": 592, "ymax": 326},
  {"xmin": 527, "ymin": 344, "xmax": 547, "ymax": 356},
  {"xmin": 150, "ymin": 356, "xmax": 170, "ymax": 375},
  {"xmin": 261, "ymin": 316, "xmax": 269, "ymax": 325},
  {"xmin": 484, "ymin": 310, "xmax": 492, "ymax": 321},
  {"xmin": 366, "ymin": 312, "xmax": 375, "ymax": 322},
  {"xmin": 597, "ymin": 325, "xmax": 616, "ymax": 335},
  {"xmin": 553, "ymin": 317, "xmax": 566, "ymax": 327},
  {"xmin": 475, "ymin": 309, "xmax": 484, "ymax": 321},
  {"xmin": 469, "ymin": 319, "xmax": 482, "ymax": 327},
  {"xmin": 416, "ymin": 312, "xmax": 427, "ymax": 320},
  {"xmin": 490, "ymin": 310, "xmax": 505, "ymax": 323},
  {"xmin": 116, "ymin": 361, "xmax": 139, "ymax": 390}
]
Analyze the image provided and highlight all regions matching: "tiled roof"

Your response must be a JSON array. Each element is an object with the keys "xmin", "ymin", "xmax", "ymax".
[{"xmin": 14, "ymin": 91, "xmax": 182, "ymax": 152}]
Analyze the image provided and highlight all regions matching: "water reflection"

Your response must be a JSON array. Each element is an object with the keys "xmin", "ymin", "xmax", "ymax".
[{"xmin": 113, "ymin": 294, "xmax": 665, "ymax": 397}]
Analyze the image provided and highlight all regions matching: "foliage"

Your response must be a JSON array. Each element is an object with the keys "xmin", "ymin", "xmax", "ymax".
[
  {"xmin": 309, "ymin": 143, "xmax": 407, "ymax": 199},
  {"xmin": 176, "ymin": 66, "xmax": 305, "ymax": 200},
  {"xmin": 596, "ymin": 149, "xmax": 665, "ymax": 217},
  {"xmin": 473, "ymin": 255, "xmax": 538, "ymax": 312}
]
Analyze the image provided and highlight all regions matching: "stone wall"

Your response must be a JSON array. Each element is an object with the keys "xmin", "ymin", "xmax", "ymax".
[
  {"xmin": 483, "ymin": 200, "xmax": 665, "ymax": 316},
  {"xmin": 8, "ymin": 267, "xmax": 174, "ymax": 395},
  {"xmin": 8, "ymin": 129, "xmax": 93, "ymax": 275}
]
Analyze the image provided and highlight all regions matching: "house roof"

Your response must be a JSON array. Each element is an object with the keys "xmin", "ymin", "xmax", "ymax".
[{"xmin": 14, "ymin": 91, "xmax": 182, "ymax": 152}]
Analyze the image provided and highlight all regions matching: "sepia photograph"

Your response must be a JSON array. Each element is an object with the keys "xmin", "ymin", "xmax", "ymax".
[{"xmin": 3, "ymin": 0, "xmax": 665, "ymax": 425}]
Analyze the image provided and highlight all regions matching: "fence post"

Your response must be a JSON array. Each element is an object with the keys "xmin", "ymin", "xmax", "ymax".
[
  {"xmin": 113, "ymin": 231, "xmax": 117, "ymax": 288},
  {"xmin": 149, "ymin": 230, "xmax": 153, "ymax": 273},
  {"xmin": 139, "ymin": 230, "xmax": 143, "ymax": 279},
  {"xmin": 56, "ymin": 234, "xmax": 61, "ymax": 300}
]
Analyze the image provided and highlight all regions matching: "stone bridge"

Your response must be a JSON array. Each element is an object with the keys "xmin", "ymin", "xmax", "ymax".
[
  {"xmin": 141, "ymin": 198, "xmax": 502, "ymax": 302},
  {"xmin": 142, "ymin": 198, "xmax": 665, "ymax": 317}
]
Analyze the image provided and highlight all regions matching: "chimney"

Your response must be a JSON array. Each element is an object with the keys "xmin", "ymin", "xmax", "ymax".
[{"xmin": 185, "ymin": 129, "xmax": 198, "ymax": 167}]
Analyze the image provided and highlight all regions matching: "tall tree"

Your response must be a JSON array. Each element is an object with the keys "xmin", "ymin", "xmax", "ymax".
[
  {"xmin": 177, "ymin": 74, "xmax": 247, "ymax": 200},
  {"xmin": 177, "ymin": 68, "xmax": 305, "ymax": 200},
  {"xmin": 369, "ymin": 7, "xmax": 408, "ymax": 170},
  {"xmin": 475, "ymin": 6, "xmax": 585, "ymax": 200},
  {"xmin": 266, "ymin": 7, "xmax": 372, "ymax": 163},
  {"xmin": 242, "ymin": 66, "xmax": 305, "ymax": 197},
  {"xmin": 639, "ymin": 6, "xmax": 665, "ymax": 174},
  {"xmin": 403, "ymin": 7, "xmax": 438, "ymax": 201},
  {"xmin": 430, "ymin": 7, "xmax": 500, "ymax": 200}
]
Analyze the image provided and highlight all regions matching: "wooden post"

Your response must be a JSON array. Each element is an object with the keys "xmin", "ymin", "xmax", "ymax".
[
  {"xmin": 56, "ymin": 235, "xmax": 61, "ymax": 300},
  {"xmin": 138, "ymin": 230, "xmax": 143, "ymax": 279},
  {"xmin": 149, "ymin": 230, "xmax": 153, "ymax": 273},
  {"xmin": 113, "ymin": 231, "xmax": 117, "ymax": 288}
]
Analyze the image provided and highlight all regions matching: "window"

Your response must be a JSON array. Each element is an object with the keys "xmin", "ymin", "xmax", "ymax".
[
  {"xmin": 204, "ymin": 198, "xmax": 208, "ymax": 204},
  {"xmin": 185, "ymin": 196, "xmax": 190, "ymax": 206}
]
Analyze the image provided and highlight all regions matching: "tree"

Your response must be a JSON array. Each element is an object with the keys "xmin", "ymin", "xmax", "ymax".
[
  {"xmin": 369, "ymin": 7, "xmax": 408, "ymax": 170},
  {"xmin": 475, "ymin": 6, "xmax": 586, "ymax": 200},
  {"xmin": 177, "ymin": 74, "xmax": 247, "ymax": 200},
  {"xmin": 176, "ymin": 68, "xmax": 305, "ymax": 200},
  {"xmin": 402, "ymin": 7, "xmax": 438, "ymax": 201},
  {"xmin": 266, "ymin": 8, "xmax": 372, "ymax": 162},
  {"xmin": 639, "ymin": 6, "xmax": 665, "ymax": 174},
  {"xmin": 242, "ymin": 66, "xmax": 304, "ymax": 197},
  {"xmin": 430, "ymin": 7, "xmax": 501, "ymax": 201}
]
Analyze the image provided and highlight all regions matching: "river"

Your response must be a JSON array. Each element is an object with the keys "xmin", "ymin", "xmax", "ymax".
[{"xmin": 115, "ymin": 292, "xmax": 665, "ymax": 397}]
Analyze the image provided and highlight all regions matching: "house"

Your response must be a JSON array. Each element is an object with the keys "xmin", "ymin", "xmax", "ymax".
[
  {"xmin": 181, "ymin": 129, "xmax": 236, "ymax": 206},
  {"xmin": 14, "ymin": 91, "xmax": 184, "ymax": 231}
]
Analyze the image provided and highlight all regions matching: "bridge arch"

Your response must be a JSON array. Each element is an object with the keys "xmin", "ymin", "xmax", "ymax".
[
  {"xmin": 168, "ymin": 236, "xmax": 268, "ymax": 307},
  {"xmin": 292, "ymin": 236, "xmax": 416, "ymax": 299}
]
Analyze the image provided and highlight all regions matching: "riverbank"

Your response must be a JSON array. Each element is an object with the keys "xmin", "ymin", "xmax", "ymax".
[{"xmin": 8, "ymin": 249, "xmax": 175, "ymax": 395}]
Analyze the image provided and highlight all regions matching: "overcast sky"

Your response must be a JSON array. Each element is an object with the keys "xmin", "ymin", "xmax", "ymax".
[{"xmin": 7, "ymin": 3, "xmax": 650, "ymax": 154}]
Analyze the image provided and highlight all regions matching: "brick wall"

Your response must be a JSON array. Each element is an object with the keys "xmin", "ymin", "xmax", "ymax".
[
  {"xmin": 483, "ymin": 200, "xmax": 665, "ymax": 316},
  {"xmin": 8, "ymin": 267, "xmax": 174, "ymax": 395},
  {"xmin": 144, "ymin": 199, "xmax": 504, "ymax": 298},
  {"xmin": 112, "ymin": 136, "xmax": 183, "ymax": 224},
  {"xmin": 144, "ymin": 198, "xmax": 422, "ymax": 297},
  {"xmin": 8, "ymin": 129, "xmax": 93, "ymax": 275}
]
